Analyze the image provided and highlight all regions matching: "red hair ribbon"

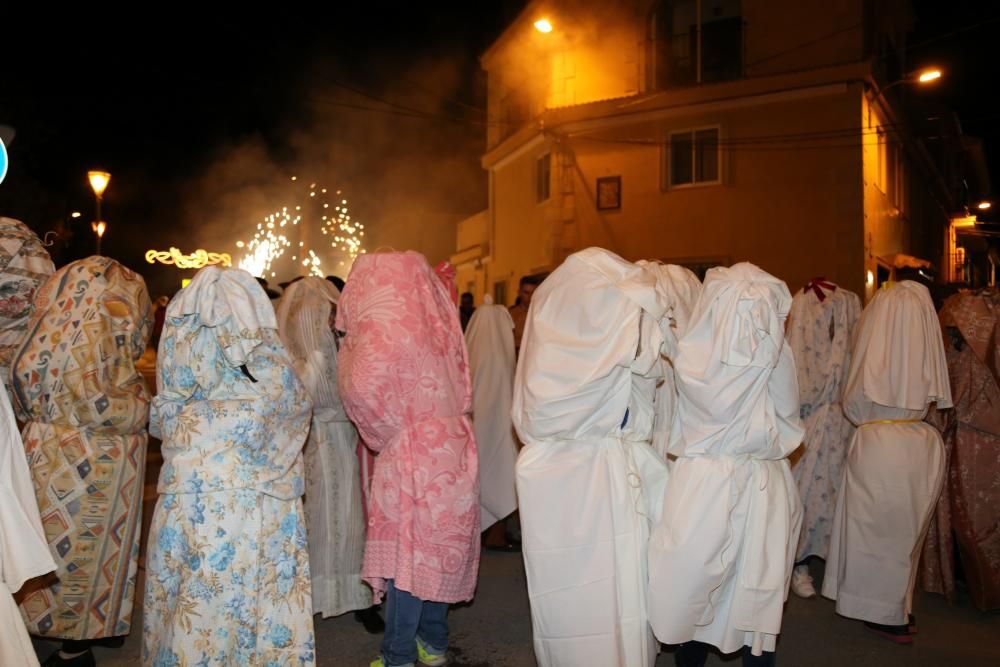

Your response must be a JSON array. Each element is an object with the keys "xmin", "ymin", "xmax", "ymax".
[{"xmin": 805, "ymin": 277, "xmax": 837, "ymax": 302}]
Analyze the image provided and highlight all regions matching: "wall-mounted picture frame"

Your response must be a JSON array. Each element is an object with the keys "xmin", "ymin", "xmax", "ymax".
[{"xmin": 596, "ymin": 175, "xmax": 622, "ymax": 210}]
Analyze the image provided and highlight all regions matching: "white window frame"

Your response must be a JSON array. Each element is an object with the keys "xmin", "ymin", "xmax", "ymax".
[{"xmin": 663, "ymin": 125, "xmax": 723, "ymax": 190}]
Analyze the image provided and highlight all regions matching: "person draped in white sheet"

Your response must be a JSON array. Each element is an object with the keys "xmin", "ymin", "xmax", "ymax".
[
  {"xmin": 0, "ymin": 376, "xmax": 56, "ymax": 667},
  {"xmin": 821, "ymin": 280, "xmax": 952, "ymax": 644},
  {"xmin": 647, "ymin": 262, "xmax": 804, "ymax": 667},
  {"xmin": 512, "ymin": 247, "xmax": 673, "ymax": 667},
  {"xmin": 465, "ymin": 295, "xmax": 519, "ymax": 549},
  {"xmin": 275, "ymin": 277, "xmax": 376, "ymax": 623}
]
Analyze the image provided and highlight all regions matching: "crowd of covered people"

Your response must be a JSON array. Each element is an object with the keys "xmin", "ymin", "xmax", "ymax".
[{"xmin": 0, "ymin": 214, "xmax": 997, "ymax": 667}]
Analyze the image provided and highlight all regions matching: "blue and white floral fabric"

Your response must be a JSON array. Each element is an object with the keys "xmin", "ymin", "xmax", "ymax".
[
  {"xmin": 142, "ymin": 266, "xmax": 315, "ymax": 666},
  {"xmin": 786, "ymin": 281, "xmax": 860, "ymax": 561}
]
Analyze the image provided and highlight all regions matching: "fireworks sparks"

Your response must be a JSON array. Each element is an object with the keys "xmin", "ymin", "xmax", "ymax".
[{"xmin": 236, "ymin": 178, "xmax": 366, "ymax": 281}]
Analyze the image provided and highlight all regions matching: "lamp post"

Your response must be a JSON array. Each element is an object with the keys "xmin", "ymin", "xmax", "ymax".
[
  {"xmin": 88, "ymin": 170, "xmax": 110, "ymax": 255},
  {"xmin": 870, "ymin": 67, "xmax": 942, "ymax": 107}
]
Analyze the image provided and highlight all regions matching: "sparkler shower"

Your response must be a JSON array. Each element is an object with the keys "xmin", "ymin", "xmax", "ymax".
[{"xmin": 236, "ymin": 177, "xmax": 365, "ymax": 279}]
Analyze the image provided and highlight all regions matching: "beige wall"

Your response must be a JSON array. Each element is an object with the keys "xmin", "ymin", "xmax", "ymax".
[
  {"xmin": 454, "ymin": 210, "xmax": 490, "ymax": 303},
  {"xmin": 489, "ymin": 144, "xmax": 564, "ymax": 305},
  {"xmin": 485, "ymin": 86, "xmax": 868, "ymax": 299},
  {"xmin": 484, "ymin": 0, "xmax": 888, "ymax": 149}
]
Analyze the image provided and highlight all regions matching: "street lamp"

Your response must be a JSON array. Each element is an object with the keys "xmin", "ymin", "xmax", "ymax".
[
  {"xmin": 917, "ymin": 69, "xmax": 942, "ymax": 83},
  {"xmin": 534, "ymin": 18, "xmax": 553, "ymax": 33},
  {"xmin": 88, "ymin": 170, "xmax": 110, "ymax": 255},
  {"xmin": 872, "ymin": 67, "xmax": 943, "ymax": 103},
  {"xmin": 977, "ymin": 201, "xmax": 992, "ymax": 211},
  {"xmin": 91, "ymin": 221, "xmax": 107, "ymax": 254}
]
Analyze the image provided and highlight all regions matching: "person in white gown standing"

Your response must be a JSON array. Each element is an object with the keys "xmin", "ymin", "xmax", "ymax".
[
  {"xmin": 821, "ymin": 280, "xmax": 952, "ymax": 643},
  {"xmin": 276, "ymin": 277, "xmax": 377, "ymax": 625},
  {"xmin": 0, "ymin": 376, "xmax": 56, "ymax": 667},
  {"xmin": 648, "ymin": 263, "xmax": 804, "ymax": 667},
  {"xmin": 512, "ymin": 248, "xmax": 673, "ymax": 667},
  {"xmin": 465, "ymin": 295, "xmax": 519, "ymax": 549}
]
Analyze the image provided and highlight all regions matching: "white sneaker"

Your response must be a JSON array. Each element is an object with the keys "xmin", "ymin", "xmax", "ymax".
[{"xmin": 791, "ymin": 564, "xmax": 817, "ymax": 599}]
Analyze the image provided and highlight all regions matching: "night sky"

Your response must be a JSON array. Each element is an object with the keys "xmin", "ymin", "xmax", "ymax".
[{"xmin": 1, "ymin": 2, "xmax": 997, "ymax": 295}]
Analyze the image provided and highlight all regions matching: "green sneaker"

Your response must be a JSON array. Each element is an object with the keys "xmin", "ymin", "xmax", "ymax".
[
  {"xmin": 416, "ymin": 637, "xmax": 447, "ymax": 666},
  {"xmin": 370, "ymin": 657, "xmax": 415, "ymax": 667}
]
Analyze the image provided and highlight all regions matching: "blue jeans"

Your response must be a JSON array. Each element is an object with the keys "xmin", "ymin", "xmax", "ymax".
[{"xmin": 381, "ymin": 580, "xmax": 449, "ymax": 666}]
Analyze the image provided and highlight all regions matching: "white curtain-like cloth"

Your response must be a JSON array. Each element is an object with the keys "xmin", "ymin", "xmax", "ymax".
[
  {"xmin": 512, "ymin": 248, "xmax": 671, "ymax": 667},
  {"xmin": 0, "ymin": 377, "xmax": 55, "ymax": 667},
  {"xmin": 466, "ymin": 298, "xmax": 519, "ymax": 530},
  {"xmin": 648, "ymin": 262, "xmax": 804, "ymax": 656},
  {"xmin": 822, "ymin": 281, "xmax": 952, "ymax": 625},
  {"xmin": 640, "ymin": 262, "xmax": 702, "ymax": 459},
  {"xmin": 787, "ymin": 283, "xmax": 861, "ymax": 561},
  {"xmin": 276, "ymin": 277, "xmax": 371, "ymax": 617}
]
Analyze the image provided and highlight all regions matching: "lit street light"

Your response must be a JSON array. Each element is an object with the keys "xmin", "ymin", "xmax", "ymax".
[
  {"xmin": 87, "ymin": 170, "xmax": 110, "ymax": 255},
  {"xmin": 534, "ymin": 18, "xmax": 553, "ymax": 33},
  {"xmin": 978, "ymin": 201, "xmax": 992, "ymax": 211},
  {"xmin": 92, "ymin": 221, "xmax": 107, "ymax": 255},
  {"xmin": 917, "ymin": 69, "xmax": 942, "ymax": 83},
  {"xmin": 874, "ymin": 67, "xmax": 943, "ymax": 101}
]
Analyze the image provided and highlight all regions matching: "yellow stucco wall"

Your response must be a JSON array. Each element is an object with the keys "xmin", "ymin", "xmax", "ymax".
[{"xmin": 483, "ymin": 86, "xmax": 867, "ymax": 302}]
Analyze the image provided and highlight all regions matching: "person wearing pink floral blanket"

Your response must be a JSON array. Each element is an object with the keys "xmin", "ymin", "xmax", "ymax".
[{"xmin": 336, "ymin": 251, "xmax": 480, "ymax": 667}]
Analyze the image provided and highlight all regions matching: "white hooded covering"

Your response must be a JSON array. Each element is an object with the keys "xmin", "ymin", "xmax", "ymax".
[
  {"xmin": 647, "ymin": 262, "xmax": 804, "ymax": 656},
  {"xmin": 821, "ymin": 281, "xmax": 952, "ymax": 625},
  {"xmin": 465, "ymin": 296, "xmax": 519, "ymax": 529},
  {"xmin": 276, "ymin": 277, "xmax": 371, "ymax": 617},
  {"xmin": 512, "ymin": 248, "xmax": 672, "ymax": 667},
  {"xmin": 0, "ymin": 377, "xmax": 55, "ymax": 667}
]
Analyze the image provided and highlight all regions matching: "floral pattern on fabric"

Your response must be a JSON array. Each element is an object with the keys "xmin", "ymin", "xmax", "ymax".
[
  {"xmin": 786, "ymin": 283, "xmax": 860, "ymax": 561},
  {"xmin": 142, "ymin": 267, "xmax": 315, "ymax": 665},
  {"xmin": 921, "ymin": 288, "xmax": 1000, "ymax": 611},
  {"xmin": 336, "ymin": 251, "xmax": 480, "ymax": 604}
]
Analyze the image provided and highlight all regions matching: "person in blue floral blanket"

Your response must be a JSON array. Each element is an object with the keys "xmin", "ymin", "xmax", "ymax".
[{"xmin": 142, "ymin": 266, "xmax": 315, "ymax": 666}]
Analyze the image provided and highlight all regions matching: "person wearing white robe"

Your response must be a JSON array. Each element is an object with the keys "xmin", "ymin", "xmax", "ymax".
[
  {"xmin": 821, "ymin": 281, "xmax": 952, "ymax": 641},
  {"xmin": 465, "ymin": 295, "xmax": 519, "ymax": 534},
  {"xmin": 0, "ymin": 376, "xmax": 56, "ymax": 667},
  {"xmin": 786, "ymin": 280, "xmax": 861, "ymax": 598},
  {"xmin": 512, "ymin": 248, "xmax": 671, "ymax": 667},
  {"xmin": 647, "ymin": 263, "xmax": 804, "ymax": 664},
  {"xmin": 275, "ymin": 277, "xmax": 374, "ymax": 620}
]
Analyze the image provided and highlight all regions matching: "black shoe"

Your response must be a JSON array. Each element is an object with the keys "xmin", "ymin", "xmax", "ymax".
[
  {"xmin": 42, "ymin": 649, "xmax": 97, "ymax": 667},
  {"xmin": 91, "ymin": 635, "xmax": 126, "ymax": 649},
  {"xmin": 355, "ymin": 605, "xmax": 386, "ymax": 634}
]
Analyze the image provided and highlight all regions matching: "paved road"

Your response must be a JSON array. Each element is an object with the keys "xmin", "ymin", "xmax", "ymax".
[{"xmin": 35, "ymin": 551, "xmax": 999, "ymax": 666}]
